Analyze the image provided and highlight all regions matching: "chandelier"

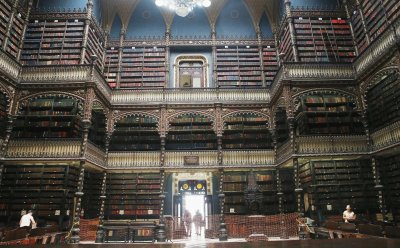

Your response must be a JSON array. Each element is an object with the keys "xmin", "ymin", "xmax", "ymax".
[{"xmin": 155, "ymin": 0, "xmax": 212, "ymax": 17}]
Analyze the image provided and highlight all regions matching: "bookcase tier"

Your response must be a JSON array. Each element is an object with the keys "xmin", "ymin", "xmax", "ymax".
[
  {"xmin": 167, "ymin": 114, "xmax": 216, "ymax": 150},
  {"xmin": 88, "ymin": 108, "xmax": 107, "ymax": 149},
  {"xmin": 105, "ymin": 172, "xmax": 162, "ymax": 220},
  {"xmin": 12, "ymin": 97, "xmax": 82, "ymax": 139},
  {"xmin": 82, "ymin": 171, "xmax": 103, "ymax": 219},
  {"xmin": 0, "ymin": 164, "xmax": 79, "ymax": 226},
  {"xmin": 104, "ymin": 45, "xmax": 166, "ymax": 89},
  {"xmin": 110, "ymin": 115, "xmax": 160, "ymax": 151},
  {"xmin": 0, "ymin": 92, "xmax": 7, "ymax": 138},
  {"xmin": 377, "ymin": 155, "xmax": 400, "ymax": 223},
  {"xmin": 298, "ymin": 159, "xmax": 377, "ymax": 217},
  {"xmin": 223, "ymin": 113, "xmax": 272, "ymax": 150},
  {"xmin": 223, "ymin": 169, "xmax": 295, "ymax": 215},
  {"xmin": 295, "ymin": 94, "xmax": 364, "ymax": 135},
  {"xmin": 366, "ymin": 69, "xmax": 400, "ymax": 132}
]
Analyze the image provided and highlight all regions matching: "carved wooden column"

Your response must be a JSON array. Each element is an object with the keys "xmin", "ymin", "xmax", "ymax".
[
  {"xmin": 116, "ymin": 27, "xmax": 125, "ymax": 89},
  {"xmin": 16, "ymin": 0, "xmax": 33, "ymax": 61},
  {"xmin": 342, "ymin": 0, "xmax": 359, "ymax": 56},
  {"xmin": 211, "ymin": 25, "xmax": 218, "ymax": 87},
  {"xmin": 284, "ymin": 0, "xmax": 299, "ymax": 62},
  {"xmin": 215, "ymin": 103, "xmax": 223, "ymax": 166},
  {"xmin": 283, "ymin": 85, "xmax": 296, "ymax": 154},
  {"xmin": 0, "ymin": 115, "xmax": 14, "ymax": 159},
  {"xmin": 257, "ymin": 27, "xmax": 266, "ymax": 87},
  {"xmin": 2, "ymin": 0, "xmax": 19, "ymax": 51},
  {"xmin": 355, "ymin": 0, "xmax": 371, "ymax": 45},
  {"xmin": 371, "ymin": 157, "xmax": 387, "ymax": 219},
  {"xmin": 95, "ymin": 172, "xmax": 107, "ymax": 243},
  {"xmin": 80, "ymin": 0, "xmax": 93, "ymax": 64},
  {"xmin": 100, "ymin": 30, "xmax": 109, "ymax": 72},
  {"xmin": 273, "ymin": 26, "xmax": 282, "ymax": 66},
  {"xmin": 165, "ymin": 29, "xmax": 171, "ymax": 87},
  {"xmin": 159, "ymin": 104, "xmax": 167, "ymax": 167},
  {"xmin": 0, "ymin": 163, "xmax": 4, "ymax": 188},
  {"xmin": 218, "ymin": 168, "xmax": 227, "ymax": 241},
  {"xmin": 70, "ymin": 161, "xmax": 86, "ymax": 243},
  {"xmin": 293, "ymin": 158, "xmax": 304, "ymax": 214},
  {"xmin": 156, "ymin": 170, "xmax": 167, "ymax": 242}
]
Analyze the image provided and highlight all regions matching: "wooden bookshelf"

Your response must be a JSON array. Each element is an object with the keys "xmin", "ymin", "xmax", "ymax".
[
  {"xmin": 109, "ymin": 115, "xmax": 160, "ymax": 151},
  {"xmin": 279, "ymin": 169, "xmax": 296, "ymax": 213},
  {"xmin": 105, "ymin": 172, "xmax": 161, "ymax": 220},
  {"xmin": 88, "ymin": 108, "xmax": 106, "ymax": 149},
  {"xmin": 262, "ymin": 45, "xmax": 278, "ymax": 86},
  {"xmin": 293, "ymin": 16, "xmax": 356, "ymax": 62},
  {"xmin": 104, "ymin": 46, "xmax": 119, "ymax": 88},
  {"xmin": 361, "ymin": 0, "xmax": 388, "ymax": 41},
  {"xmin": 349, "ymin": 9, "xmax": 368, "ymax": 53},
  {"xmin": 6, "ymin": 6, "xmax": 26, "ymax": 59},
  {"xmin": 0, "ymin": 92, "xmax": 7, "ymax": 138},
  {"xmin": 0, "ymin": 0, "xmax": 12, "ymax": 49},
  {"xmin": 166, "ymin": 114, "xmax": 216, "ymax": 150},
  {"xmin": 216, "ymin": 46, "xmax": 262, "ymax": 87},
  {"xmin": 12, "ymin": 96, "xmax": 82, "ymax": 138},
  {"xmin": 223, "ymin": 170, "xmax": 283, "ymax": 215},
  {"xmin": 85, "ymin": 23, "xmax": 105, "ymax": 69},
  {"xmin": 82, "ymin": 171, "xmax": 103, "ymax": 219},
  {"xmin": 299, "ymin": 160, "xmax": 377, "ymax": 217},
  {"xmin": 278, "ymin": 24, "xmax": 294, "ymax": 62},
  {"xmin": 21, "ymin": 18, "xmax": 85, "ymax": 65},
  {"xmin": 0, "ymin": 164, "xmax": 79, "ymax": 226},
  {"xmin": 223, "ymin": 113, "xmax": 272, "ymax": 149},
  {"xmin": 119, "ymin": 46, "xmax": 166, "ymax": 88},
  {"xmin": 295, "ymin": 94, "xmax": 364, "ymax": 135},
  {"xmin": 366, "ymin": 69, "xmax": 400, "ymax": 132},
  {"xmin": 275, "ymin": 107, "xmax": 289, "ymax": 146},
  {"xmin": 377, "ymin": 155, "xmax": 400, "ymax": 223}
]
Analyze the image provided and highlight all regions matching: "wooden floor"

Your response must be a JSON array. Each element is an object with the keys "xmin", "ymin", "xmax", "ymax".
[{"xmin": 25, "ymin": 238, "xmax": 400, "ymax": 248}]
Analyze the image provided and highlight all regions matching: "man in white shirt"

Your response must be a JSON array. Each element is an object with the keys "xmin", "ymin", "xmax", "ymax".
[
  {"xmin": 19, "ymin": 210, "xmax": 36, "ymax": 228},
  {"xmin": 343, "ymin": 205, "xmax": 356, "ymax": 223}
]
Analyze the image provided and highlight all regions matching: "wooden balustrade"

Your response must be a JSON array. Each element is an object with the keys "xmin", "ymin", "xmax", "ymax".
[
  {"xmin": 6, "ymin": 139, "xmax": 81, "ymax": 158},
  {"xmin": 108, "ymin": 151, "xmax": 160, "ymax": 168},
  {"xmin": 296, "ymin": 135, "xmax": 368, "ymax": 155},
  {"xmin": 371, "ymin": 121, "xmax": 400, "ymax": 151},
  {"xmin": 276, "ymin": 141, "xmax": 292, "ymax": 164},
  {"xmin": 222, "ymin": 150, "xmax": 275, "ymax": 167},
  {"xmin": 85, "ymin": 141, "xmax": 106, "ymax": 167},
  {"xmin": 164, "ymin": 151, "xmax": 218, "ymax": 167}
]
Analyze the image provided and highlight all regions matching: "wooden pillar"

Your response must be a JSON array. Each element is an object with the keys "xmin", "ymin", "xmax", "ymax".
[
  {"xmin": 342, "ymin": 0, "xmax": 359, "ymax": 56},
  {"xmin": 276, "ymin": 168, "xmax": 283, "ymax": 213},
  {"xmin": 294, "ymin": 158, "xmax": 304, "ymax": 214},
  {"xmin": 355, "ymin": 0, "xmax": 371, "ymax": 44},
  {"xmin": 160, "ymin": 104, "xmax": 167, "ymax": 167},
  {"xmin": 16, "ymin": 0, "xmax": 33, "ymax": 61},
  {"xmin": 218, "ymin": 168, "xmax": 227, "ymax": 241},
  {"xmin": 155, "ymin": 170, "xmax": 167, "ymax": 242},
  {"xmin": 211, "ymin": 25, "xmax": 218, "ymax": 87},
  {"xmin": 115, "ymin": 27, "xmax": 125, "ymax": 89},
  {"xmin": 165, "ymin": 29, "xmax": 170, "ymax": 87},
  {"xmin": 2, "ymin": 0, "xmax": 19, "ymax": 51},
  {"xmin": 80, "ymin": 0, "xmax": 93, "ymax": 64},
  {"xmin": 215, "ymin": 103, "xmax": 223, "ymax": 166},
  {"xmin": 0, "ymin": 163, "xmax": 4, "ymax": 189},
  {"xmin": 0, "ymin": 115, "xmax": 14, "ymax": 158},
  {"xmin": 284, "ymin": 0, "xmax": 299, "ymax": 62},
  {"xmin": 371, "ymin": 157, "xmax": 387, "ymax": 219},
  {"xmin": 95, "ymin": 172, "xmax": 107, "ymax": 243},
  {"xmin": 70, "ymin": 161, "xmax": 86, "ymax": 243},
  {"xmin": 257, "ymin": 27, "xmax": 266, "ymax": 87}
]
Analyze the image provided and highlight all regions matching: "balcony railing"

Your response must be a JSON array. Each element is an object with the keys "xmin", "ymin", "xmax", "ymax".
[
  {"xmin": 111, "ymin": 88, "xmax": 270, "ymax": 105},
  {"xmin": 276, "ymin": 140, "xmax": 292, "ymax": 164},
  {"xmin": 296, "ymin": 135, "xmax": 368, "ymax": 155},
  {"xmin": 164, "ymin": 151, "xmax": 218, "ymax": 167},
  {"xmin": 6, "ymin": 138, "xmax": 81, "ymax": 158},
  {"xmin": 86, "ymin": 141, "xmax": 106, "ymax": 167},
  {"xmin": 222, "ymin": 150, "xmax": 275, "ymax": 167},
  {"xmin": 0, "ymin": 50, "xmax": 20, "ymax": 80},
  {"xmin": 108, "ymin": 151, "xmax": 160, "ymax": 168},
  {"xmin": 371, "ymin": 121, "xmax": 400, "ymax": 151}
]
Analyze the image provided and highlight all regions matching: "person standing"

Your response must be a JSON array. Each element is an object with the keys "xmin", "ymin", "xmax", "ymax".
[
  {"xmin": 343, "ymin": 205, "xmax": 356, "ymax": 223},
  {"xmin": 193, "ymin": 210, "xmax": 203, "ymax": 236},
  {"xmin": 183, "ymin": 209, "xmax": 192, "ymax": 237},
  {"xmin": 20, "ymin": 210, "xmax": 36, "ymax": 228}
]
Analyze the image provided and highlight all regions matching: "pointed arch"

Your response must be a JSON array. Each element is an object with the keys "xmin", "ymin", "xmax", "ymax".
[{"xmin": 170, "ymin": 8, "xmax": 211, "ymax": 39}]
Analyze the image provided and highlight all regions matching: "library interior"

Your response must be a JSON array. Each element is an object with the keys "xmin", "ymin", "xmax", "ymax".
[{"xmin": 0, "ymin": 0, "xmax": 400, "ymax": 247}]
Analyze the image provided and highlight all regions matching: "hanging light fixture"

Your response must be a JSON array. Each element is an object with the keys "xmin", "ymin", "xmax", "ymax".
[{"xmin": 155, "ymin": 0, "xmax": 212, "ymax": 17}]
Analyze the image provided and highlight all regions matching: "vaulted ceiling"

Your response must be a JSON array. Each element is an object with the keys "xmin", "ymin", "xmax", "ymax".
[{"xmin": 99, "ymin": 0, "xmax": 281, "ymax": 33}]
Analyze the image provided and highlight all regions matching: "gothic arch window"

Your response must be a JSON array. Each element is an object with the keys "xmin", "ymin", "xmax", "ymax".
[{"xmin": 174, "ymin": 55, "xmax": 209, "ymax": 88}]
